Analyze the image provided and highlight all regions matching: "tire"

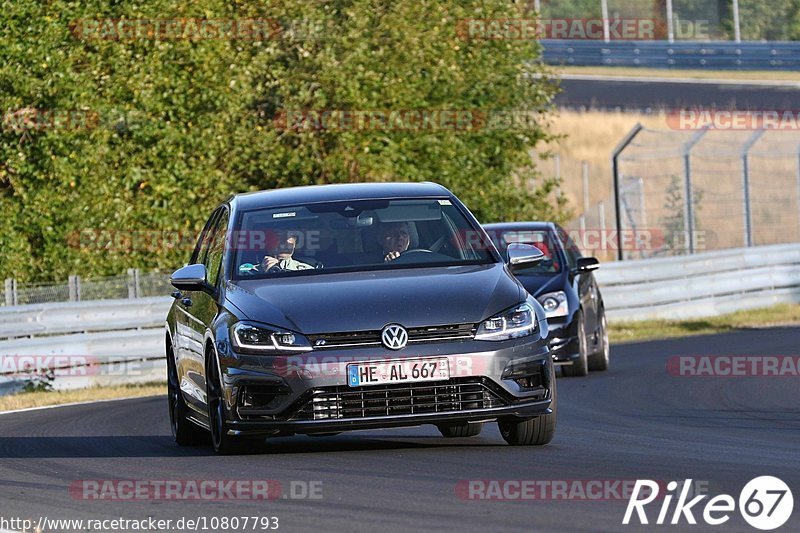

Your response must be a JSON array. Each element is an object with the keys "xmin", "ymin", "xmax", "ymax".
[
  {"xmin": 167, "ymin": 343, "xmax": 207, "ymax": 446},
  {"xmin": 437, "ymin": 422, "xmax": 483, "ymax": 438},
  {"xmin": 561, "ymin": 311, "xmax": 589, "ymax": 377},
  {"xmin": 206, "ymin": 348, "xmax": 258, "ymax": 455},
  {"xmin": 588, "ymin": 311, "xmax": 610, "ymax": 372},
  {"xmin": 498, "ymin": 375, "xmax": 557, "ymax": 446}
]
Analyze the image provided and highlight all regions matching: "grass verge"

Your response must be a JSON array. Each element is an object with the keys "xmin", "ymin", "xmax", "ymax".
[
  {"xmin": 0, "ymin": 382, "xmax": 166, "ymax": 413},
  {"xmin": 609, "ymin": 303, "xmax": 800, "ymax": 344},
  {"xmin": 556, "ymin": 66, "xmax": 800, "ymax": 82}
]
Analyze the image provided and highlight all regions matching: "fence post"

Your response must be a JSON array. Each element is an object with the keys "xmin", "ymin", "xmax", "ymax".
[
  {"xmin": 127, "ymin": 268, "xmax": 140, "ymax": 299},
  {"xmin": 68, "ymin": 275, "xmax": 81, "ymax": 301},
  {"xmin": 611, "ymin": 123, "xmax": 644, "ymax": 261},
  {"xmin": 601, "ymin": 0, "xmax": 610, "ymax": 43},
  {"xmin": 4, "ymin": 278, "xmax": 17, "ymax": 306},
  {"xmin": 797, "ymin": 148, "xmax": 800, "ymax": 240},
  {"xmin": 732, "ymin": 0, "xmax": 742, "ymax": 43},
  {"xmin": 666, "ymin": 0, "xmax": 675, "ymax": 43},
  {"xmin": 554, "ymin": 153, "xmax": 562, "ymax": 200},
  {"xmin": 741, "ymin": 130, "xmax": 765, "ymax": 248},
  {"xmin": 682, "ymin": 128, "xmax": 708, "ymax": 255},
  {"xmin": 582, "ymin": 160, "xmax": 590, "ymax": 214}
]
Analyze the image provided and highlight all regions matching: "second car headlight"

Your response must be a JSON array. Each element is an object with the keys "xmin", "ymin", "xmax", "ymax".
[
  {"xmin": 231, "ymin": 322, "xmax": 312, "ymax": 354},
  {"xmin": 538, "ymin": 291, "xmax": 568, "ymax": 319},
  {"xmin": 475, "ymin": 303, "xmax": 537, "ymax": 341}
]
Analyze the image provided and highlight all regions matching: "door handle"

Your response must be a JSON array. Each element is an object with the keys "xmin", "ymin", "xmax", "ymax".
[
  {"xmin": 180, "ymin": 297, "xmax": 193, "ymax": 307},
  {"xmin": 171, "ymin": 290, "xmax": 182, "ymax": 299}
]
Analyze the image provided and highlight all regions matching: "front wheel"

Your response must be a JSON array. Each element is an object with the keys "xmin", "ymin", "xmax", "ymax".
[
  {"xmin": 498, "ymin": 377, "xmax": 557, "ymax": 446},
  {"xmin": 167, "ymin": 344, "xmax": 206, "ymax": 446},
  {"xmin": 206, "ymin": 352, "xmax": 257, "ymax": 455},
  {"xmin": 588, "ymin": 311, "xmax": 610, "ymax": 372},
  {"xmin": 561, "ymin": 311, "xmax": 589, "ymax": 377}
]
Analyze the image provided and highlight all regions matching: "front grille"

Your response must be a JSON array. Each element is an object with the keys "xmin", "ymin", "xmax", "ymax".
[
  {"xmin": 307, "ymin": 323, "xmax": 475, "ymax": 349},
  {"xmin": 290, "ymin": 378, "xmax": 506, "ymax": 421}
]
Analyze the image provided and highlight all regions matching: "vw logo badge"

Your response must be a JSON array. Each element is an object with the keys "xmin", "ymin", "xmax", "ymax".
[{"xmin": 381, "ymin": 324, "xmax": 408, "ymax": 350}]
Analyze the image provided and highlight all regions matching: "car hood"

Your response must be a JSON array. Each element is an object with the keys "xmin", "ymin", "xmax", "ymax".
[
  {"xmin": 226, "ymin": 264, "xmax": 524, "ymax": 334},
  {"xmin": 514, "ymin": 271, "xmax": 567, "ymax": 298}
]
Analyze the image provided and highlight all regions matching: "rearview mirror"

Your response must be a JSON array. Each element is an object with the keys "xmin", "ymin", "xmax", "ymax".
[
  {"xmin": 575, "ymin": 257, "xmax": 600, "ymax": 272},
  {"xmin": 507, "ymin": 243, "xmax": 545, "ymax": 272},
  {"xmin": 170, "ymin": 264, "xmax": 210, "ymax": 292}
]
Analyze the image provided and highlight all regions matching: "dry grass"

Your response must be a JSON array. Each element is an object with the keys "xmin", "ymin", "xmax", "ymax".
[
  {"xmin": 609, "ymin": 303, "xmax": 800, "ymax": 344},
  {"xmin": 0, "ymin": 382, "xmax": 166, "ymax": 412},
  {"xmin": 538, "ymin": 109, "xmax": 665, "ymax": 214},
  {"xmin": 557, "ymin": 66, "xmax": 800, "ymax": 82},
  {"xmin": 541, "ymin": 110, "xmax": 800, "ymax": 251}
]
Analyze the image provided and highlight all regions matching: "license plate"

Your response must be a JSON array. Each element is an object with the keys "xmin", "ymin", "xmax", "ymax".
[{"xmin": 347, "ymin": 358, "xmax": 450, "ymax": 387}]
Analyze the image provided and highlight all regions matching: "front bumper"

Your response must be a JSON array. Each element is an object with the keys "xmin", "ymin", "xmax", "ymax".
[
  {"xmin": 216, "ymin": 336, "xmax": 554, "ymax": 437},
  {"xmin": 546, "ymin": 318, "xmax": 580, "ymax": 364}
]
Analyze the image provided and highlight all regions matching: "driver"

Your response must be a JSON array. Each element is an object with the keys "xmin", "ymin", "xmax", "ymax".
[
  {"xmin": 380, "ymin": 222, "xmax": 411, "ymax": 262},
  {"xmin": 255, "ymin": 229, "xmax": 314, "ymax": 272}
]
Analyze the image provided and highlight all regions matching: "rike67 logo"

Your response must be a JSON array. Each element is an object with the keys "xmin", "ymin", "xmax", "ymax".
[{"xmin": 624, "ymin": 477, "xmax": 794, "ymax": 530}]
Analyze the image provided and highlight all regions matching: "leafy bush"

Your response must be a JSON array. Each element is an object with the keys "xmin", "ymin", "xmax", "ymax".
[{"xmin": 0, "ymin": 1, "xmax": 564, "ymax": 281}]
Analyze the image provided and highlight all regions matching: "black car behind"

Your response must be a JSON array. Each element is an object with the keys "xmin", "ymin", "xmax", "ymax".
[{"xmin": 483, "ymin": 222, "xmax": 610, "ymax": 377}]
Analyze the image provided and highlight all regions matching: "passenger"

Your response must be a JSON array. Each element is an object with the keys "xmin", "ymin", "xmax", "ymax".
[{"xmin": 379, "ymin": 222, "xmax": 411, "ymax": 262}]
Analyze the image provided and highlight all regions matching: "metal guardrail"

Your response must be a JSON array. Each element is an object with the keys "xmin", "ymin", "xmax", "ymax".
[
  {"xmin": 1, "ymin": 243, "xmax": 799, "ymax": 392},
  {"xmin": 541, "ymin": 40, "xmax": 800, "ymax": 70},
  {"xmin": 597, "ymin": 243, "xmax": 800, "ymax": 320},
  {"xmin": 0, "ymin": 296, "xmax": 171, "ymax": 340}
]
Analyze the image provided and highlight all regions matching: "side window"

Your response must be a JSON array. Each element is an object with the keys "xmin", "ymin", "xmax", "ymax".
[
  {"xmin": 557, "ymin": 227, "xmax": 582, "ymax": 269},
  {"xmin": 204, "ymin": 209, "xmax": 229, "ymax": 288},
  {"xmin": 190, "ymin": 209, "xmax": 221, "ymax": 266}
]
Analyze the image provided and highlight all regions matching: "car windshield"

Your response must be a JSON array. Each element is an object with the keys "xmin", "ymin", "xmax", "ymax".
[
  {"xmin": 231, "ymin": 198, "xmax": 496, "ymax": 279},
  {"xmin": 485, "ymin": 228, "xmax": 562, "ymax": 275}
]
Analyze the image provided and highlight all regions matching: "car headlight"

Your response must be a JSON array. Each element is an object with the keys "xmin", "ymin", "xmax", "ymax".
[
  {"xmin": 538, "ymin": 291, "xmax": 568, "ymax": 319},
  {"xmin": 231, "ymin": 322, "xmax": 312, "ymax": 354},
  {"xmin": 475, "ymin": 303, "xmax": 537, "ymax": 341}
]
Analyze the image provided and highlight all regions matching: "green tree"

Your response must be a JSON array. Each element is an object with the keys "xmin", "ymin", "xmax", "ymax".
[{"xmin": 1, "ymin": 0, "xmax": 564, "ymax": 282}]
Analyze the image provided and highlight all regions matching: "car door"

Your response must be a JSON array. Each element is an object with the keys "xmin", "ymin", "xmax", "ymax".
[
  {"xmin": 185, "ymin": 207, "xmax": 229, "ymax": 411},
  {"xmin": 176, "ymin": 208, "xmax": 222, "ymax": 412},
  {"xmin": 558, "ymin": 226, "xmax": 598, "ymax": 333}
]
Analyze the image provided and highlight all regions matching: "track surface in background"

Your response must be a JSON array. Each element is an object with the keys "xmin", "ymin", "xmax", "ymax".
[
  {"xmin": 1, "ymin": 328, "xmax": 798, "ymax": 532},
  {"xmin": 556, "ymin": 77, "xmax": 800, "ymax": 111}
]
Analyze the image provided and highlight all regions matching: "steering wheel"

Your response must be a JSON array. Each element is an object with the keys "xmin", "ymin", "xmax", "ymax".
[{"xmin": 400, "ymin": 248, "xmax": 433, "ymax": 256}]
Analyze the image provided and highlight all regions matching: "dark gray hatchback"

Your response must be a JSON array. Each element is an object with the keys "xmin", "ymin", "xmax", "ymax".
[{"xmin": 166, "ymin": 182, "xmax": 556, "ymax": 454}]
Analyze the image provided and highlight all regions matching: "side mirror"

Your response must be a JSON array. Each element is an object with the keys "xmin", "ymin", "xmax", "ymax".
[
  {"xmin": 170, "ymin": 264, "xmax": 210, "ymax": 292},
  {"xmin": 575, "ymin": 257, "xmax": 600, "ymax": 272},
  {"xmin": 507, "ymin": 243, "xmax": 545, "ymax": 273}
]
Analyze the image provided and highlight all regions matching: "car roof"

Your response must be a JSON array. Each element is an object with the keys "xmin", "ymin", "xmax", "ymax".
[
  {"xmin": 482, "ymin": 221, "xmax": 559, "ymax": 231},
  {"xmin": 230, "ymin": 182, "xmax": 452, "ymax": 211}
]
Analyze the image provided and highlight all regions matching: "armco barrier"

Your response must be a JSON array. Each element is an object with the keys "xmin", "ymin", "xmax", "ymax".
[
  {"xmin": 541, "ymin": 40, "xmax": 800, "ymax": 70},
  {"xmin": 596, "ymin": 243, "xmax": 800, "ymax": 321},
  {"xmin": 0, "ymin": 296, "xmax": 171, "ymax": 340},
  {"xmin": 1, "ymin": 243, "xmax": 799, "ymax": 391}
]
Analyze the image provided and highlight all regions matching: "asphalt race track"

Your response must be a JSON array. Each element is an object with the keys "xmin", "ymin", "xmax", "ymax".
[
  {"xmin": 1, "ymin": 328, "xmax": 798, "ymax": 532},
  {"xmin": 555, "ymin": 77, "xmax": 800, "ymax": 111}
]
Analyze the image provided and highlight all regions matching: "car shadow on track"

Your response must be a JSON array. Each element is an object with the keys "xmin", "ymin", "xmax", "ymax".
[{"xmin": 0, "ymin": 434, "xmax": 508, "ymax": 458}]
